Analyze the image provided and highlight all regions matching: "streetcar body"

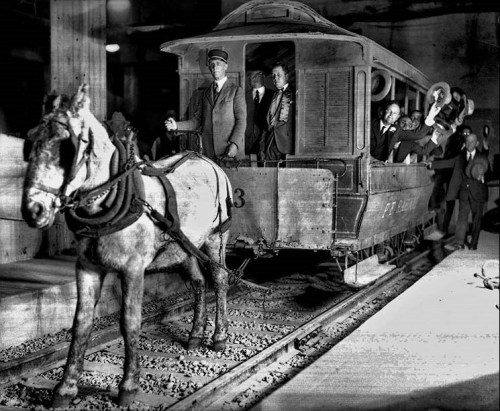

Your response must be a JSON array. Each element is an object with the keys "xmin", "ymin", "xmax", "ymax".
[{"xmin": 161, "ymin": 0, "xmax": 435, "ymax": 258}]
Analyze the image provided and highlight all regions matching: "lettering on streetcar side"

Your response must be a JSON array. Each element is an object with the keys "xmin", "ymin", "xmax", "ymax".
[{"xmin": 381, "ymin": 197, "xmax": 417, "ymax": 218}]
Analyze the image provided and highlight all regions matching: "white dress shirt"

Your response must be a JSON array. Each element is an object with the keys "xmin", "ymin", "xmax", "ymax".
[
  {"xmin": 253, "ymin": 86, "xmax": 265, "ymax": 102},
  {"xmin": 214, "ymin": 77, "xmax": 228, "ymax": 93}
]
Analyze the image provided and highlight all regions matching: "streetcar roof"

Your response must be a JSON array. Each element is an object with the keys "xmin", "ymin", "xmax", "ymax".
[{"xmin": 160, "ymin": 0, "xmax": 431, "ymax": 88}]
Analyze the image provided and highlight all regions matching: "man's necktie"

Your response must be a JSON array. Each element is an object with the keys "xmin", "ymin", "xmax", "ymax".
[
  {"xmin": 269, "ymin": 89, "xmax": 283, "ymax": 125},
  {"xmin": 254, "ymin": 90, "xmax": 260, "ymax": 106},
  {"xmin": 213, "ymin": 82, "xmax": 219, "ymax": 99}
]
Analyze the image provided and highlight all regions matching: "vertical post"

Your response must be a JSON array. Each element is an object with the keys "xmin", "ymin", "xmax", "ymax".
[
  {"xmin": 48, "ymin": 0, "xmax": 106, "ymax": 255},
  {"xmin": 124, "ymin": 66, "xmax": 139, "ymax": 117},
  {"xmin": 50, "ymin": 0, "xmax": 106, "ymax": 121}
]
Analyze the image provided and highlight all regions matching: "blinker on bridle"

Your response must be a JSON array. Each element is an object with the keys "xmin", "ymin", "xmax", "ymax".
[{"xmin": 27, "ymin": 118, "xmax": 92, "ymax": 210}]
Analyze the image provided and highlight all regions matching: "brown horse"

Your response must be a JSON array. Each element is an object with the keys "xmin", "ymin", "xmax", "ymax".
[{"xmin": 21, "ymin": 84, "xmax": 232, "ymax": 407}]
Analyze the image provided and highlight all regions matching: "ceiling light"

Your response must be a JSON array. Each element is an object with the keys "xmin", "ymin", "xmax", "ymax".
[{"xmin": 106, "ymin": 44, "xmax": 120, "ymax": 53}]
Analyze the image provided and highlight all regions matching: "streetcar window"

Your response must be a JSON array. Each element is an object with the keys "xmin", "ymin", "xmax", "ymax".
[
  {"xmin": 394, "ymin": 78, "xmax": 406, "ymax": 113},
  {"xmin": 407, "ymin": 86, "xmax": 417, "ymax": 112}
]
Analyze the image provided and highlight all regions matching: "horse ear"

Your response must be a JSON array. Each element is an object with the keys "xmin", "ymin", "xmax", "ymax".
[
  {"xmin": 71, "ymin": 83, "xmax": 91, "ymax": 112},
  {"xmin": 42, "ymin": 92, "xmax": 62, "ymax": 115}
]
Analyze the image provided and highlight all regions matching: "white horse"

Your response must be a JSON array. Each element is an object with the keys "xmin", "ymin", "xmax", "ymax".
[{"xmin": 21, "ymin": 84, "xmax": 232, "ymax": 407}]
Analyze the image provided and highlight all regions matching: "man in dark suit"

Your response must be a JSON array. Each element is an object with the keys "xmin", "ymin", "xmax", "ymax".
[
  {"xmin": 165, "ymin": 49, "xmax": 246, "ymax": 160},
  {"xmin": 245, "ymin": 69, "xmax": 273, "ymax": 155},
  {"xmin": 430, "ymin": 133, "xmax": 490, "ymax": 250},
  {"xmin": 259, "ymin": 62, "xmax": 295, "ymax": 161},
  {"xmin": 370, "ymin": 101, "xmax": 441, "ymax": 162}
]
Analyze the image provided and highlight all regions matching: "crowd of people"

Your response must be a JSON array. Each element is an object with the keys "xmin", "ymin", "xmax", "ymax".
[
  {"xmin": 369, "ymin": 81, "xmax": 491, "ymax": 251},
  {"xmin": 104, "ymin": 50, "xmax": 493, "ymax": 252}
]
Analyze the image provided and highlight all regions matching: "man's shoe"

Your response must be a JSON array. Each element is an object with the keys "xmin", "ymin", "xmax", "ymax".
[
  {"xmin": 469, "ymin": 244, "xmax": 477, "ymax": 250},
  {"xmin": 456, "ymin": 243, "xmax": 465, "ymax": 250}
]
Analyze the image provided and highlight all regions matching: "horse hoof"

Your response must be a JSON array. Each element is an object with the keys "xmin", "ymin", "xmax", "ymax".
[
  {"xmin": 213, "ymin": 339, "xmax": 226, "ymax": 352},
  {"xmin": 118, "ymin": 389, "xmax": 138, "ymax": 407},
  {"xmin": 187, "ymin": 337, "xmax": 203, "ymax": 351},
  {"xmin": 52, "ymin": 395, "xmax": 73, "ymax": 409}
]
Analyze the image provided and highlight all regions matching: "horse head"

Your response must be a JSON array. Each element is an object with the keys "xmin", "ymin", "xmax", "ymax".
[{"xmin": 21, "ymin": 84, "xmax": 98, "ymax": 229}]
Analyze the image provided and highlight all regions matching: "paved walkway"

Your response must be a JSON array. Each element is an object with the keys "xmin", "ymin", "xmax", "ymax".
[{"xmin": 254, "ymin": 231, "xmax": 499, "ymax": 411}]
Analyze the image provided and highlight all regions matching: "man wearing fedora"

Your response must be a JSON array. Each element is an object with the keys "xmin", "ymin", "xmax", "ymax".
[
  {"xmin": 429, "ymin": 133, "xmax": 491, "ymax": 250},
  {"xmin": 165, "ymin": 49, "xmax": 246, "ymax": 160}
]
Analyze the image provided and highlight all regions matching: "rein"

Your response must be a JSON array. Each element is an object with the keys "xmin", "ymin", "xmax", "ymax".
[{"xmin": 45, "ymin": 123, "xmax": 238, "ymax": 282}]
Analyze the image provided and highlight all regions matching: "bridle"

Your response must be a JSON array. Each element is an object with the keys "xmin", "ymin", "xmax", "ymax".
[{"xmin": 26, "ymin": 117, "xmax": 93, "ymax": 210}]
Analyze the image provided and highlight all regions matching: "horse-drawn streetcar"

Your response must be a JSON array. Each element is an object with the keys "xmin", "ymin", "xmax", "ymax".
[
  {"xmin": 17, "ymin": 1, "xmax": 445, "ymax": 406},
  {"xmin": 160, "ymin": 0, "xmax": 438, "ymax": 286}
]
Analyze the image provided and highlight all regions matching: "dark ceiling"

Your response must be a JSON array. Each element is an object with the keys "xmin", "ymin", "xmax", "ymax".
[{"xmin": 0, "ymin": 0, "xmax": 497, "ymax": 139}]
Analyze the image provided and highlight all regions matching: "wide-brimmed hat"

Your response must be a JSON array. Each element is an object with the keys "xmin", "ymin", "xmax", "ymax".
[
  {"xmin": 464, "ymin": 98, "xmax": 475, "ymax": 116},
  {"xmin": 208, "ymin": 49, "xmax": 228, "ymax": 63},
  {"xmin": 105, "ymin": 111, "xmax": 129, "ymax": 126},
  {"xmin": 426, "ymin": 82, "xmax": 452, "ymax": 108},
  {"xmin": 466, "ymin": 155, "xmax": 489, "ymax": 181},
  {"xmin": 371, "ymin": 69, "xmax": 391, "ymax": 102}
]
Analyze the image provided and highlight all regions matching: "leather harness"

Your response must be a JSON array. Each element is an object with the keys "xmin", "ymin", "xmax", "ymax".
[{"xmin": 63, "ymin": 136, "xmax": 232, "ymax": 265}]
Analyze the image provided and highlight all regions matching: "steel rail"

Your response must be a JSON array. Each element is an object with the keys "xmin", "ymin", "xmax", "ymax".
[{"xmin": 166, "ymin": 240, "xmax": 448, "ymax": 410}]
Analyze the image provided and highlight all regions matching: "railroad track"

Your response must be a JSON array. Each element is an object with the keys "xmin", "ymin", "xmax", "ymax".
[{"xmin": 0, "ymin": 241, "xmax": 452, "ymax": 410}]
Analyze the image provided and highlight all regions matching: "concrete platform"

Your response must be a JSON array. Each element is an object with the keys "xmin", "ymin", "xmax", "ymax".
[
  {"xmin": 253, "ymin": 231, "xmax": 499, "ymax": 411},
  {"xmin": 0, "ymin": 256, "xmax": 187, "ymax": 350}
]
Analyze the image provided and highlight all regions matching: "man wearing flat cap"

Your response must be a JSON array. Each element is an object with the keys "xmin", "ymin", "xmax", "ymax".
[
  {"xmin": 429, "ymin": 132, "xmax": 491, "ymax": 250},
  {"xmin": 165, "ymin": 49, "xmax": 246, "ymax": 160}
]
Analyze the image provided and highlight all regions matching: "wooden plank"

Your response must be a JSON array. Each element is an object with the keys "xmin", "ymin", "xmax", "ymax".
[
  {"xmin": 0, "ymin": 134, "xmax": 26, "ymax": 221},
  {"xmin": 50, "ymin": 0, "xmax": 106, "ymax": 119},
  {"xmin": 225, "ymin": 168, "xmax": 334, "ymax": 249},
  {"xmin": 0, "ymin": 220, "xmax": 42, "ymax": 264},
  {"xmin": 276, "ymin": 168, "xmax": 334, "ymax": 249},
  {"xmin": 0, "ymin": 260, "xmax": 75, "ymax": 283}
]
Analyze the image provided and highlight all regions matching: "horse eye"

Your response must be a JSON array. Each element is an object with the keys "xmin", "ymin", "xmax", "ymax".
[
  {"xmin": 23, "ymin": 139, "xmax": 33, "ymax": 162},
  {"xmin": 59, "ymin": 138, "xmax": 76, "ymax": 170}
]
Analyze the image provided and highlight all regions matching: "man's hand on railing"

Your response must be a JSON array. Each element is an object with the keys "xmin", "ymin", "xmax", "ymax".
[
  {"xmin": 164, "ymin": 117, "xmax": 177, "ymax": 131},
  {"xmin": 225, "ymin": 142, "xmax": 238, "ymax": 158}
]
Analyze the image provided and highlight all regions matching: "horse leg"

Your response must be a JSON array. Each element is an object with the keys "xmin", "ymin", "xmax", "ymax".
[
  {"xmin": 205, "ymin": 231, "xmax": 229, "ymax": 352},
  {"xmin": 184, "ymin": 255, "xmax": 207, "ymax": 350},
  {"xmin": 53, "ymin": 261, "xmax": 106, "ymax": 408},
  {"xmin": 117, "ymin": 268, "xmax": 144, "ymax": 407}
]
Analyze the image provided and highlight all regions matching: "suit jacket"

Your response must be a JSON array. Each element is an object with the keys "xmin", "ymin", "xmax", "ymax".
[
  {"xmin": 260, "ymin": 86, "xmax": 295, "ymax": 154},
  {"xmin": 431, "ymin": 150, "xmax": 489, "ymax": 202},
  {"xmin": 393, "ymin": 139, "xmax": 438, "ymax": 163},
  {"xmin": 370, "ymin": 119, "xmax": 390, "ymax": 161},
  {"xmin": 245, "ymin": 87, "xmax": 273, "ymax": 154},
  {"xmin": 370, "ymin": 119, "xmax": 431, "ymax": 161},
  {"xmin": 177, "ymin": 80, "xmax": 246, "ymax": 159}
]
